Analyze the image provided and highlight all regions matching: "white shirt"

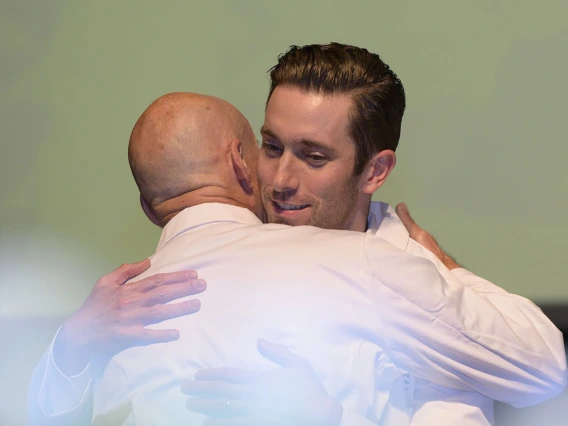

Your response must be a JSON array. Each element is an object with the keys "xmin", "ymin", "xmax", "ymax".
[
  {"xmin": 366, "ymin": 202, "xmax": 547, "ymax": 426},
  {"xmin": 28, "ymin": 202, "xmax": 567, "ymax": 426}
]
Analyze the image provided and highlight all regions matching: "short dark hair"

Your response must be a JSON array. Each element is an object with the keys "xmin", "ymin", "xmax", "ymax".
[{"xmin": 267, "ymin": 42, "xmax": 406, "ymax": 175}]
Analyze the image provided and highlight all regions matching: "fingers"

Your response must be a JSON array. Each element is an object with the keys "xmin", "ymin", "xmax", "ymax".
[
  {"xmin": 99, "ymin": 259, "xmax": 151, "ymax": 287},
  {"xmin": 181, "ymin": 379, "xmax": 252, "ymax": 399},
  {"xmin": 133, "ymin": 299, "xmax": 202, "ymax": 325},
  {"xmin": 203, "ymin": 418, "xmax": 258, "ymax": 426},
  {"xmin": 195, "ymin": 367, "xmax": 262, "ymax": 384},
  {"xmin": 142, "ymin": 279, "xmax": 207, "ymax": 306},
  {"xmin": 186, "ymin": 398, "xmax": 249, "ymax": 418},
  {"xmin": 134, "ymin": 328, "xmax": 180, "ymax": 345},
  {"xmin": 127, "ymin": 270, "xmax": 200, "ymax": 293},
  {"xmin": 257, "ymin": 339, "xmax": 305, "ymax": 369}
]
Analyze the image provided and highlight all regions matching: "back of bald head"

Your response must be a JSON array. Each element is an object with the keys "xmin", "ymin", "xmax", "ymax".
[{"xmin": 128, "ymin": 92, "xmax": 255, "ymax": 209}]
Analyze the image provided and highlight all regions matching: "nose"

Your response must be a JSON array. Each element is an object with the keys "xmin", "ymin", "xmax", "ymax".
[{"xmin": 272, "ymin": 155, "xmax": 299, "ymax": 194}]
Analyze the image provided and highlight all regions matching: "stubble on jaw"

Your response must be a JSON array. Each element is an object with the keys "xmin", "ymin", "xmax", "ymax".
[{"xmin": 262, "ymin": 175, "xmax": 360, "ymax": 231}]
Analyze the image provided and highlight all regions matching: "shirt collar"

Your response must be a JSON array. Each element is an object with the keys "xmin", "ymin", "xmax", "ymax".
[
  {"xmin": 156, "ymin": 203, "xmax": 263, "ymax": 252},
  {"xmin": 366, "ymin": 201, "xmax": 410, "ymax": 251}
]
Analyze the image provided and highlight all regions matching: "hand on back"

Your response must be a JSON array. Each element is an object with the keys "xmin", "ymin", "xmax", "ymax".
[{"xmin": 54, "ymin": 259, "xmax": 206, "ymax": 375}]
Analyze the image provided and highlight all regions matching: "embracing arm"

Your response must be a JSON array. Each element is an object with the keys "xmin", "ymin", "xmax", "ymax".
[
  {"xmin": 27, "ymin": 260, "xmax": 206, "ymax": 426},
  {"xmin": 27, "ymin": 339, "xmax": 95, "ymax": 426},
  {"xmin": 181, "ymin": 339, "xmax": 378, "ymax": 426},
  {"xmin": 367, "ymin": 204, "xmax": 567, "ymax": 407}
]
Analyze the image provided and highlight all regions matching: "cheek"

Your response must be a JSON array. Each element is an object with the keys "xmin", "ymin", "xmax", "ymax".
[
  {"xmin": 256, "ymin": 157, "xmax": 272, "ymax": 188},
  {"xmin": 308, "ymin": 176, "xmax": 341, "ymax": 204},
  {"xmin": 319, "ymin": 174, "xmax": 358, "ymax": 206}
]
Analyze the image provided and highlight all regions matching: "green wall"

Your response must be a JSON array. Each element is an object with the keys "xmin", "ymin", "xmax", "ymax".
[{"xmin": 2, "ymin": 0, "xmax": 568, "ymax": 317}]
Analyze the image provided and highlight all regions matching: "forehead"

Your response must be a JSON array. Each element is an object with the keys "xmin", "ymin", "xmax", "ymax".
[{"xmin": 263, "ymin": 86, "xmax": 355, "ymax": 151}]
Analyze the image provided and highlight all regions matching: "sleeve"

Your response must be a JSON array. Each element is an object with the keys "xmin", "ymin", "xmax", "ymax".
[
  {"xmin": 408, "ymin": 378, "xmax": 494, "ymax": 426},
  {"xmin": 27, "ymin": 327, "xmax": 95, "ymax": 426},
  {"xmin": 363, "ymin": 235, "xmax": 567, "ymax": 408}
]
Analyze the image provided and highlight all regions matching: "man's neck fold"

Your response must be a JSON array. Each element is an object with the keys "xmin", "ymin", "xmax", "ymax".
[{"xmin": 156, "ymin": 189, "xmax": 251, "ymax": 226}]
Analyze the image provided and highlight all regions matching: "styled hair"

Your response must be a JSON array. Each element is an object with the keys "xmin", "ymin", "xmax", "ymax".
[{"xmin": 268, "ymin": 43, "xmax": 406, "ymax": 175}]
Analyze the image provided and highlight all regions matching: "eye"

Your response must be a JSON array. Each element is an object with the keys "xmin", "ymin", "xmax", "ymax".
[
  {"xmin": 305, "ymin": 153, "xmax": 328, "ymax": 166},
  {"xmin": 262, "ymin": 141, "xmax": 282, "ymax": 156}
]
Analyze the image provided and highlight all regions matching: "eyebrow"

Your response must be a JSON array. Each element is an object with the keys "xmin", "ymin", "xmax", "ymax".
[
  {"xmin": 260, "ymin": 125, "xmax": 277, "ymax": 140},
  {"xmin": 260, "ymin": 126, "xmax": 340, "ymax": 156}
]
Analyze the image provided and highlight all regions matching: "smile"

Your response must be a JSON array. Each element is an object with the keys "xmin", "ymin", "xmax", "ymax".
[{"xmin": 273, "ymin": 202, "xmax": 309, "ymax": 211}]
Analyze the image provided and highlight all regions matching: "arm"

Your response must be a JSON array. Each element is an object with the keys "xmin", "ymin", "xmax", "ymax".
[
  {"xmin": 394, "ymin": 203, "xmax": 460, "ymax": 271},
  {"xmin": 181, "ymin": 207, "xmax": 565, "ymax": 425},
  {"xmin": 27, "ymin": 260, "xmax": 206, "ymax": 426},
  {"xmin": 182, "ymin": 339, "xmax": 377, "ymax": 426},
  {"xmin": 180, "ymin": 344, "xmax": 496, "ymax": 426},
  {"xmin": 28, "ymin": 335, "xmax": 95, "ymax": 426},
  {"xmin": 367, "ymin": 204, "xmax": 567, "ymax": 407},
  {"xmin": 408, "ymin": 379, "xmax": 494, "ymax": 426}
]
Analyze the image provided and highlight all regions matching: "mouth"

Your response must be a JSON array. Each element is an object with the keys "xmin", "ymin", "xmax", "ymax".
[{"xmin": 272, "ymin": 201, "xmax": 310, "ymax": 214}]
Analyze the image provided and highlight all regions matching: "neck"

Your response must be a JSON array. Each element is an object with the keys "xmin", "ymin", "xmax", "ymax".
[
  {"xmin": 343, "ymin": 196, "xmax": 371, "ymax": 232},
  {"xmin": 154, "ymin": 187, "xmax": 255, "ymax": 226}
]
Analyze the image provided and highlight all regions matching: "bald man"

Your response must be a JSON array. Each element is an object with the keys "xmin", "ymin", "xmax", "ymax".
[
  {"xmin": 28, "ymin": 93, "xmax": 565, "ymax": 426},
  {"xmin": 128, "ymin": 93, "xmax": 264, "ymax": 227}
]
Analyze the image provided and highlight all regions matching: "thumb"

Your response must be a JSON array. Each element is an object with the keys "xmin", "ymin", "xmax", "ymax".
[
  {"xmin": 257, "ymin": 339, "xmax": 305, "ymax": 369},
  {"xmin": 395, "ymin": 202, "xmax": 419, "ymax": 235},
  {"xmin": 114, "ymin": 259, "xmax": 151, "ymax": 285}
]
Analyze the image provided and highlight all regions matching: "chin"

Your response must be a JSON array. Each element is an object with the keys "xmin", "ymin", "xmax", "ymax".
[{"xmin": 269, "ymin": 215, "xmax": 302, "ymax": 227}]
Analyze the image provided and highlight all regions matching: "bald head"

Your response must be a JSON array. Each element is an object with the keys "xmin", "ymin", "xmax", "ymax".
[{"xmin": 129, "ymin": 92, "xmax": 261, "ymax": 225}]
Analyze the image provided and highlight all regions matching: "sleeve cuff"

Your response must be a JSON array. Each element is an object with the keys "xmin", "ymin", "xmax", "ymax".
[{"xmin": 36, "ymin": 326, "xmax": 93, "ymax": 416}]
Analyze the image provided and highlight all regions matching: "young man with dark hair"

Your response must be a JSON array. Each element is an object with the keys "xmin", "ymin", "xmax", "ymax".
[{"xmin": 186, "ymin": 43, "xmax": 566, "ymax": 425}]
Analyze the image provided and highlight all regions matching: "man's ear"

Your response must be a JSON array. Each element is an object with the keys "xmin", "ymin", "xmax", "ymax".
[
  {"xmin": 230, "ymin": 139, "xmax": 253, "ymax": 195},
  {"xmin": 358, "ymin": 149, "xmax": 396, "ymax": 194},
  {"xmin": 140, "ymin": 195, "xmax": 162, "ymax": 227}
]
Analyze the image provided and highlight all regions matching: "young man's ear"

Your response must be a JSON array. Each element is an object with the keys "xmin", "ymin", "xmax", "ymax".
[
  {"xmin": 230, "ymin": 139, "xmax": 253, "ymax": 195},
  {"xmin": 358, "ymin": 149, "xmax": 396, "ymax": 194},
  {"xmin": 140, "ymin": 195, "xmax": 161, "ymax": 227}
]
